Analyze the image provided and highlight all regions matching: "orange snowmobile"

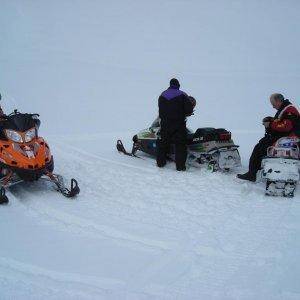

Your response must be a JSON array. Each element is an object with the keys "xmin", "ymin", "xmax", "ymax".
[{"xmin": 0, "ymin": 106, "xmax": 80, "ymax": 204}]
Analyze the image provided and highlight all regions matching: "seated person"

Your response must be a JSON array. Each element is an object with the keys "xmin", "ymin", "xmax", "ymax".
[{"xmin": 237, "ymin": 93, "xmax": 300, "ymax": 182}]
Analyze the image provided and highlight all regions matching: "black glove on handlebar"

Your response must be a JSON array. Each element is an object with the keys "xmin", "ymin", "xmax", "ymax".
[{"xmin": 262, "ymin": 116, "xmax": 274, "ymax": 123}]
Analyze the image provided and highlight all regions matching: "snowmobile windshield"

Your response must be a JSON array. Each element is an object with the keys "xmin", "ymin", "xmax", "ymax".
[
  {"xmin": 3, "ymin": 113, "xmax": 40, "ymax": 132},
  {"xmin": 150, "ymin": 117, "xmax": 160, "ymax": 129}
]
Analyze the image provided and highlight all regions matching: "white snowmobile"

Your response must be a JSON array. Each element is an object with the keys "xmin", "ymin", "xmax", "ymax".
[
  {"xmin": 261, "ymin": 136, "xmax": 300, "ymax": 197},
  {"xmin": 117, "ymin": 118, "xmax": 241, "ymax": 172}
]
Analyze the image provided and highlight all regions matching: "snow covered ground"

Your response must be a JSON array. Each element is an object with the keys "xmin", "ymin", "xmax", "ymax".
[
  {"xmin": 1, "ymin": 1, "xmax": 300, "ymax": 299},
  {"xmin": 1, "ymin": 132, "xmax": 300, "ymax": 299}
]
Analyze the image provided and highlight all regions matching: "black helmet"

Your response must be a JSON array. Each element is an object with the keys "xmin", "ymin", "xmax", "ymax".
[{"xmin": 169, "ymin": 78, "xmax": 180, "ymax": 88}]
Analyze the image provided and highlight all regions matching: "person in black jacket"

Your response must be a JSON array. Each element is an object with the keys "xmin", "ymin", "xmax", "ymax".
[{"xmin": 157, "ymin": 78, "xmax": 194, "ymax": 171}]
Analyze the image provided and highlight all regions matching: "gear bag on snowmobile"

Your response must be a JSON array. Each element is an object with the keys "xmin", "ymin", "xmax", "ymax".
[{"xmin": 190, "ymin": 128, "xmax": 231, "ymax": 143}]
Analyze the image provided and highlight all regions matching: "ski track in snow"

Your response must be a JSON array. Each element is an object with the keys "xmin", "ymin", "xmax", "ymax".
[
  {"xmin": 1, "ymin": 138, "xmax": 300, "ymax": 299},
  {"xmin": 0, "ymin": 255, "xmax": 126, "ymax": 299}
]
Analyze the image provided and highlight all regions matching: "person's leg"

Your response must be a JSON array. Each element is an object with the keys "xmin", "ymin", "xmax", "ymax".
[
  {"xmin": 156, "ymin": 128, "xmax": 170, "ymax": 168},
  {"xmin": 174, "ymin": 125, "xmax": 187, "ymax": 171},
  {"xmin": 248, "ymin": 136, "xmax": 274, "ymax": 176},
  {"xmin": 175, "ymin": 143, "xmax": 187, "ymax": 170},
  {"xmin": 238, "ymin": 136, "xmax": 274, "ymax": 181}
]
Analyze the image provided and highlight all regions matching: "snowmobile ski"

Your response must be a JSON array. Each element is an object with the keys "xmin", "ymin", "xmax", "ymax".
[
  {"xmin": 116, "ymin": 140, "xmax": 141, "ymax": 158},
  {"xmin": 43, "ymin": 173, "xmax": 80, "ymax": 198}
]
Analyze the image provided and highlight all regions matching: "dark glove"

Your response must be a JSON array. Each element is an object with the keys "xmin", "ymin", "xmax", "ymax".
[
  {"xmin": 188, "ymin": 96, "xmax": 197, "ymax": 109},
  {"xmin": 262, "ymin": 116, "xmax": 273, "ymax": 123},
  {"xmin": 185, "ymin": 96, "xmax": 196, "ymax": 116}
]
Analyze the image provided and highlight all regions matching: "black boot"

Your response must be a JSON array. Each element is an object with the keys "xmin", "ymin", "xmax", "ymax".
[
  {"xmin": 237, "ymin": 172, "xmax": 256, "ymax": 182},
  {"xmin": 157, "ymin": 161, "xmax": 166, "ymax": 168},
  {"xmin": 176, "ymin": 165, "xmax": 186, "ymax": 171}
]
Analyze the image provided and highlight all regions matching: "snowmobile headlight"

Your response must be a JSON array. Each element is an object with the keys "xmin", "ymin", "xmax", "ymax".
[
  {"xmin": 5, "ymin": 129, "xmax": 23, "ymax": 143},
  {"xmin": 24, "ymin": 128, "xmax": 36, "ymax": 143}
]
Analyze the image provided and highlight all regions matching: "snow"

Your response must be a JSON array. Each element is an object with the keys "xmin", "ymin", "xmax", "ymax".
[{"xmin": 1, "ymin": 1, "xmax": 300, "ymax": 299}]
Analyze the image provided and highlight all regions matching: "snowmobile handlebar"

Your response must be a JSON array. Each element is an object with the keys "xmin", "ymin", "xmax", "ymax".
[
  {"xmin": 262, "ymin": 116, "xmax": 273, "ymax": 123},
  {"xmin": 6, "ymin": 110, "xmax": 40, "ymax": 118},
  {"xmin": 30, "ymin": 113, "xmax": 40, "ymax": 118},
  {"xmin": 0, "ymin": 112, "xmax": 40, "ymax": 123}
]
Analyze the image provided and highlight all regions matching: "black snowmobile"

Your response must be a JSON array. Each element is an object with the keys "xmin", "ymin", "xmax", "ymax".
[{"xmin": 117, "ymin": 118, "xmax": 241, "ymax": 171}]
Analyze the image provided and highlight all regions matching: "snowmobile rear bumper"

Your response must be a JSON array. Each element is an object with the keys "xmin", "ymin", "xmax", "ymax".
[
  {"xmin": 261, "ymin": 157, "xmax": 300, "ymax": 197},
  {"xmin": 261, "ymin": 157, "xmax": 300, "ymax": 182}
]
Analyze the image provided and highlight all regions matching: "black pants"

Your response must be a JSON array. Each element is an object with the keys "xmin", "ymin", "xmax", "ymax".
[
  {"xmin": 248, "ymin": 135, "xmax": 275, "ymax": 177},
  {"xmin": 156, "ymin": 124, "xmax": 187, "ymax": 169}
]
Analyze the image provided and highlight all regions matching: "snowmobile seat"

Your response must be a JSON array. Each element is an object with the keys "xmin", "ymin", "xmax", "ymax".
[
  {"xmin": 191, "ymin": 128, "xmax": 231, "ymax": 143},
  {"xmin": 150, "ymin": 117, "xmax": 160, "ymax": 129}
]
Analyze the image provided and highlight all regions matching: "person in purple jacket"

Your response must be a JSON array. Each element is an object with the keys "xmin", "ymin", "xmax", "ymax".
[{"xmin": 157, "ymin": 78, "xmax": 194, "ymax": 171}]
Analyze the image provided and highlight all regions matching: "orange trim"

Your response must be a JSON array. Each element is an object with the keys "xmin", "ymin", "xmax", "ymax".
[{"xmin": 0, "ymin": 137, "xmax": 51, "ymax": 170}]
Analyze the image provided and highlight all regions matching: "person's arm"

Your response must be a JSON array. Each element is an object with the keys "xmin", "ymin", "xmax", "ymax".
[
  {"xmin": 158, "ymin": 96, "xmax": 162, "ymax": 119},
  {"xmin": 270, "ymin": 106, "xmax": 299, "ymax": 132},
  {"xmin": 183, "ymin": 95, "xmax": 194, "ymax": 117},
  {"xmin": 270, "ymin": 119, "xmax": 294, "ymax": 132}
]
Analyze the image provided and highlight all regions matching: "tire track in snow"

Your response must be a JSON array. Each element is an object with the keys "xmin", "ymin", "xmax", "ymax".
[
  {"xmin": 51, "ymin": 140, "xmax": 283, "ymax": 293},
  {"xmin": 10, "ymin": 138, "xmax": 296, "ymax": 297},
  {"xmin": 5, "ymin": 140, "xmax": 181, "ymax": 253},
  {"xmin": 0, "ymin": 255, "xmax": 168, "ymax": 300},
  {"xmin": 52, "ymin": 141, "xmax": 265, "ymax": 236},
  {"xmin": 53, "ymin": 140, "xmax": 157, "ymax": 174},
  {"xmin": 0, "ymin": 256, "xmax": 124, "ymax": 294},
  {"xmin": 52, "ymin": 140, "xmax": 251, "ymax": 253},
  {"xmin": 48, "ymin": 141, "xmax": 255, "ymax": 291},
  {"xmin": 9, "ymin": 186, "xmax": 172, "ymax": 252}
]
